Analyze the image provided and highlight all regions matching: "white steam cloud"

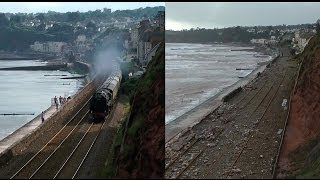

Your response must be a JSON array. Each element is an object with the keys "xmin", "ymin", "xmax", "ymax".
[{"xmin": 90, "ymin": 46, "xmax": 122, "ymax": 86}]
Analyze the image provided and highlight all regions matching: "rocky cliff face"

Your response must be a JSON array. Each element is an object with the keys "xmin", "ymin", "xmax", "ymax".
[
  {"xmin": 116, "ymin": 43, "xmax": 164, "ymax": 178},
  {"xmin": 278, "ymin": 35, "xmax": 320, "ymax": 177}
]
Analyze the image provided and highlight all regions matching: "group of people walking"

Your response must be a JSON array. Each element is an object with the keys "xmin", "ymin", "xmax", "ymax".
[
  {"xmin": 53, "ymin": 96, "xmax": 71, "ymax": 109},
  {"xmin": 41, "ymin": 95, "xmax": 71, "ymax": 124}
]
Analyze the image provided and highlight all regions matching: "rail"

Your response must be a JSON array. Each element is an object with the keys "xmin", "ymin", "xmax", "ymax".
[{"xmin": 272, "ymin": 51, "xmax": 303, "ymax": 178}]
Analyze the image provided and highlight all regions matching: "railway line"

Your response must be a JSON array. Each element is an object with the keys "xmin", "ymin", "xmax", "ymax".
[
  {"xmin": 165, "ymin": 48, "xmax": 296, "ymax": 178},
  {"xmin": 8, "ymin": 94, "xmax": 113, "ymax": 179},
  {"xmin": 1, "ymin": 64, "xmax": 121, "ymax": 179}
]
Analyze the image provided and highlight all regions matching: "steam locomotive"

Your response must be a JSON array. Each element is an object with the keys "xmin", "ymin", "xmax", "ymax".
[{"xmin": 89, "ymin": 63, "xmax": 122, "ymax": 122}]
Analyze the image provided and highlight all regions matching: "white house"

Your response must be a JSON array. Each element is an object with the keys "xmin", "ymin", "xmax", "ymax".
[
  {"xmin": 250, "ymin": 39, "xmax": 267, "ymax": 44},
  {"xmin": 30, "ymin": 41, "xmax": 67, "ymax": 53},
  {"xmin": 130, "ymin": 27, "xmax": 139, "ymax": 48}
]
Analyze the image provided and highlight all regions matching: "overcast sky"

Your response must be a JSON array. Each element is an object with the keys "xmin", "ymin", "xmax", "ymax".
[
  {"xmin": 166, "ymin": 2, "xmax": 320, "ymax": 30},
  {"xmin": 0, "ymin": 2, "xmax": 164, "ymax": 13}
]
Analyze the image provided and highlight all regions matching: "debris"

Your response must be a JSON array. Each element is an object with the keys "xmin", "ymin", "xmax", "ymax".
[
  {"xmin": 277, "ymin": 129, "xmax": 283, "ymax": 135},
  {"xmin": 217, "ymin": 109, "xmax": 224, "ymax": 115},
  {"xmin": 282, "ymin": 99, "xmax": 288, "ymax": 110},
  {"xmin": 232, "ymin": 168, "xmax": 242, "ymax": 173}
]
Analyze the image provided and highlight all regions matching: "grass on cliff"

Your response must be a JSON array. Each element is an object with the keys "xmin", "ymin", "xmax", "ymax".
[
  {"xmin": 98, "ymin": 96, "xmax": 130, "ymax": 178},
  {"xmin": 289, "ymin": 138, "xmax": 320, "ymax": 178},
  {"xmin": 101, "ymin": 43, "xmax": 164, "ymax": 178}
]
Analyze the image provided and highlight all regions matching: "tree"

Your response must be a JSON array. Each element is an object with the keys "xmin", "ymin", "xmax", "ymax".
[
  {"xmin": 36, "ymin": 23, "xmax": 46, "ymax": 31},
  {"xmin": 86, "ymin": 21, "xmax": 97, "ymax": 32},
  {"xmin": 67, "ymin": 12, "xmax": 80, "ymax": 22},
  {"xmin": 10, "ymin": 15, "xmax": 22, "ymax": 24},
  {"xmin": 317, "ymin": 21, "xmax": 320, "ymax": 35},
  {"xmin": 0, "ymin": 13, "xmax": 9, "ymax": 28},
  {"xmin": 35, "ymin": 13, "xmax": 45, "ymax": 22}
]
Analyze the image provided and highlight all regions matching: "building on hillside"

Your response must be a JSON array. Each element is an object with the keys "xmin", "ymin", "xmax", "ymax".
[
  {"xmin": 143, "ymin": 42, "xmax": 161, "ymax": 67},
  {"xmin": 137, "ymin": 20, "xmax": 152, "ymax": 63},
  {"xmin": 155, "ymin": 11, "xmax": 165, "ymax": 31},
  {"xmin": 246, "ymin": 29, "xmax": 255, "ymax": 33},
  {"xmin": 250, "ymin": 39, "xmax": 267, "ymax": 45},
  {"xmin": 30, "ymin": 41, "xmax": 68, "ymax": 54},
  {"xmin": 130, "ymin": 27, "xmax": 139, "ymax": 49}
]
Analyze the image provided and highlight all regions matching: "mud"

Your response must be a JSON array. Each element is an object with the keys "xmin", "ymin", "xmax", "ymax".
[{"xmin": 277, "ymin": 37, "xmax": 320, "ymax": 178}]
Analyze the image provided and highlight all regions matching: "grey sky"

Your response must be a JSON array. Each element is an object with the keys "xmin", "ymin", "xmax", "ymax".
[
  {"xmin": 0, "ymin": 2, "xmax": 164, "ymax": 13},
  {"xmin": 166, "ymin": 2, "xmax": 320, "ymax": 30}
]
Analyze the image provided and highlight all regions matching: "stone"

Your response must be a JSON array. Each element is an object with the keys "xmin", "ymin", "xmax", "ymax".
[
  {"xmin": 217, "ymin": 109, "xmax": 224, "ymax": 115},
  {"xmin": 232, "ymin": 168, "xmax": 242, "ymax": 173},
  {"xmin": 277, "ymin": 129, "xmax": 283, "ymax": 135},
  {"xmin": 260, "ymin": 155, "xmax": 264, "ymax": 158}
]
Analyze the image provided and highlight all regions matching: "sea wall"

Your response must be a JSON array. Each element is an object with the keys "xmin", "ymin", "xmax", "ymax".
[{"xmin": 0, "ymin": 75, "xmax": 102, "ymax": 164}]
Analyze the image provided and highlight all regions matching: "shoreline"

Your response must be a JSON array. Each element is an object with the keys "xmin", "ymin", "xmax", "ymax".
[
  {"xmin": 165, "ymin": 44, "xmax": 279, "ymax": 142},
  {"xmin": 0, "ymin": 68, "xmax": 87, "ymax": 142},
  {"xmin": 166, "ymin": 41, "xmax": 277, "ymax": 57}
]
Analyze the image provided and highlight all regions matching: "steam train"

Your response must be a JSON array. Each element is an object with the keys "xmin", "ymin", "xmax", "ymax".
[{"xmin": 89, "ymin": 63, "xmax": 122, "ymax": 122}]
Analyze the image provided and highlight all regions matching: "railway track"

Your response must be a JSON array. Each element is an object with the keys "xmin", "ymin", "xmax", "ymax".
[
  {"xmin": 165, "ymin": 78, "xmax": 275, "ymax": 178},
  {"xmin": 165, "ymin": 58, "xmax": 288, "ymax": 178},
  {"xmin": 9, "ymin": 73, "xmax": 115, "ymax": 179},
  {"xmin": 10, "ymin": 98, "xmax": 114, "ymax": 179},
  {"xmin": 224, "ymin": 68, "xmax": 288, "ymax": 178},
  {"xmin": 54, "ymin": 114, "xmax": 109, "ymax": 179},
  {"xmin": 10, "ymin": 97, "xmax": 92, "ymax": 179},
  {"xmin": 272, "ymin": 51, "xmax": 302, "ymax": 178}
]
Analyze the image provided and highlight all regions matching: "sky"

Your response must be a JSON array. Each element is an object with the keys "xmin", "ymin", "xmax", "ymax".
[
  {"xmin": 0, "ymin": 2, "xmax": 164, "ymax": 13},
  {"xmin": 166, "ymin": 2, "xmax": 320, "ymax": 30}
]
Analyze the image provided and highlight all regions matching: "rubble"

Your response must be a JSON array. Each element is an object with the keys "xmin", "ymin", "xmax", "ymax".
[{"xmin": 232, "ymin": 168, "xmax": 242, "ymax": 173}]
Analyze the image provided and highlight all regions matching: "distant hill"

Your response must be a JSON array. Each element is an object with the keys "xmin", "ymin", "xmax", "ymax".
[{"xmin": 0, "ymin": 6, "xmax": 164, "ymax": 51}]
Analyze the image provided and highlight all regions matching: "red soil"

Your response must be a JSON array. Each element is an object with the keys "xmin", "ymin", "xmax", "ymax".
[{"xmin": 278, "ymin": 40, "xmax": 320, "ymax": 175}]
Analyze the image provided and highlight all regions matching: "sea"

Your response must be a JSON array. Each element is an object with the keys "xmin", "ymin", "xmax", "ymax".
[
  {"xmin": 165, "ymin": 43, "xmax": 272, "ymax": 125},
  {"xmin": 0, "ymin": 60, "xmax": 84, "ymax": 141}
]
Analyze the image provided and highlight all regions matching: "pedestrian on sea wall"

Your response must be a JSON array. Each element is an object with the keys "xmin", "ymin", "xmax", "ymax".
[
  {"xmin": 54, "ymin": 96, "xmax": 58, "ymax": 109},
  {"xmin": 41, "ymin": 111, "xmax": 45, "ymax": 123},
  {"xmin": 59, "ymin": 96, "xmax": 63, "ymax": 105}
]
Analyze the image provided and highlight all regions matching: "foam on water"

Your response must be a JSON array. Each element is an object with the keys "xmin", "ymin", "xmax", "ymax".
[{"xmin": 165, "ymin": 43, "xmax": 271, "ymax": 125}]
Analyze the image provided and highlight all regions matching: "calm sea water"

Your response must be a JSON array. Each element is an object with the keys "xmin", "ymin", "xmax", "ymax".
[
  {"xmin": 165, "ymin": 43, "xmax": 272, "ymax": 125},
  {"xmin": 0, "ymin": 60, "xmax": 84, "ymax": 140}
]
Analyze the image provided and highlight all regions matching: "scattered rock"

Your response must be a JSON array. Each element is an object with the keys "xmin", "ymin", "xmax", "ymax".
[
  {"xmin": 277, "ymin": 129, "xmax": 283, "ymax": 135},
  {"xmin": 217, "ymin": 109, "xmax": 224, "ymax": 115},
  {"xmin": 260, "ymin": 155, "xmax": 264, "ymax": 158},
  {"xmin": 232, "ymin": 168, "xmax": 242, "ymax": 173}
]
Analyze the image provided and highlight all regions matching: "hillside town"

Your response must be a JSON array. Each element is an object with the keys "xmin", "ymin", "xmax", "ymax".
[
  {"xmin": 166, "ymin": 21, "xmax": 319, "ymax": 55},
  {"xmin": 0, "ymin": 6, "xmax": 164, "ymax": 78},
  {"xmin": 26, "ymin": 10, "xmax": 164, "ymax": 78},
  {"xmin": 249, "ymin": 24, "xmax": 317, "ymax": 54}
]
